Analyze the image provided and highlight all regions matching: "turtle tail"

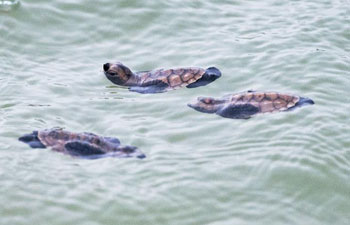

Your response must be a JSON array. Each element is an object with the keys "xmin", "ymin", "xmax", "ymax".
[
  {"xmin": 19, "ymin": 131, "xmax": 46, "ymax": 148},
  {"xmin": 187, "ymin": 67, "xmax": 221, "ymax": 88}
]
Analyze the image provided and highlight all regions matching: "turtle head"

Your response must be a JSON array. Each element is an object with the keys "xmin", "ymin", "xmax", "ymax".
[
  {"xmin": 188, "ymin": 97, "xmax": 226, "ymax": 114},
  {"xmin": 103, "ymin": 62, "xmax": 133, "ymax": 85}
]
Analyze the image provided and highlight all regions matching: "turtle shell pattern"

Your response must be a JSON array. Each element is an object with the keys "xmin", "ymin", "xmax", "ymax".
[
  {"xmin": 38, "ymin": 129, "xmax": 113, "ymax": 152},
  {"xmin": 224, "ymin": 91, "xmax": 300, "ymax": 113},
  {"xmin": 137, "ymin": 67, "xmax": 206, "ymax": 90}
]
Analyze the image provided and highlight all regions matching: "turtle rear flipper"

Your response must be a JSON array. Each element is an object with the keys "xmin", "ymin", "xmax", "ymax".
[
  {"xmin": 129, "ymin": 80, "xmax": 168, "ymax": 94},
  {"xmin": 64, "ymin": 141, "xmax": 106, "ymax": 159},
  {"xmin": 187, "ymin": 67, "xmax": 221, "ymax": 88},
  {"xmin": 217, "ymin": 104, "xmax": 259, "ymax": 119},
  {"xmin": 286, "ymin": 97, "xmax": 315, "ymax": 111},
  {"xmin": 18, "ymin": 131, "xmax": 46, "ymax": 148}
]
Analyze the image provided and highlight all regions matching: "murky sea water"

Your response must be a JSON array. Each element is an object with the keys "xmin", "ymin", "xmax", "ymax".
[{"xmin": 1, "ymin": 0, "xmax": 349, "ymax": 224}]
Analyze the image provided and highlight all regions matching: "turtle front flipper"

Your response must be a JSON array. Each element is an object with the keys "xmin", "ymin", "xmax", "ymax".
[
  {"xmin": 19, "ymin": 131, "xmax": 46, "ymax": 148},
  {"xmin": 129, "ymin": 80, "xmax": 169, "ymax": 94},
  {"xmin": 187, "ymin": 67, "xmax": 221, "ymax": 88},
  {"xmin": 64, "ymin": 141, "xmax": 106, "ymax": 159},
  {"xmin": 217, "ymin": 103, "xmax": 260, "ymax": 119}
]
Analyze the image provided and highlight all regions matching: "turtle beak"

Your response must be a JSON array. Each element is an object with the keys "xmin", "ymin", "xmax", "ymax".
[
  {"xmin": 188, "ymin": 97, "xmax": 223, "ymax": 114},
  {"xmin": 187, "ymin": 98, "xmax": 200, "ymax": 110},
  {"xmin": 103, "ymin": 63, "xmax": 110, "ymax": 72},
  {"xmin": 187, "ymin": 98, "xmax": 211, "ymax": 113}
]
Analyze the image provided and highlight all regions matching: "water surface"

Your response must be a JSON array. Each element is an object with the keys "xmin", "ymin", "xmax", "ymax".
[{"xmin": 0, "ymin": 0, "xmax": 349, "ymax": 225}]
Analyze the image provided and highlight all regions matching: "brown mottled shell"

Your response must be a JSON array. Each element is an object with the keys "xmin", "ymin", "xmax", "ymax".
[
  {"xmin": 228, "ymin": 91, "xmax": 300, "ymax": 113},
  {"xmin": 38, "ymin": 129, "xmax": 113, "ymax": 153},
  {"xmin": 140, "ymin": 67, "xmax": 206, "ymax": 89}
]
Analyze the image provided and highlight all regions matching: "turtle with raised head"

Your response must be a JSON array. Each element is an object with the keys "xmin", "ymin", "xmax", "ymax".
[
  {"xmin": 19, "ymin": 128, "xmax": 145, "ymax": 159},
  {"xmin": 188, "ymin": 90, "xmax": 314, "ymax": 119},
  {"xmin": 103, "ymin": 62, "xmax": 221, "ymax": 93}
]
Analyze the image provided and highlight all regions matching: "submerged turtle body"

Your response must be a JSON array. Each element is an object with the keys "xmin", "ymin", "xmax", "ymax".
[
  {"xmin": 19, "ymin": 128, "xmax": 145, "ymax": 159},
  {"xmin": 188, "ymin": 91, "xmax": 314, "ymax": 119},
  {"xmin": 103, "ymin": 62, "xmax": 221, "ymax": 93}
]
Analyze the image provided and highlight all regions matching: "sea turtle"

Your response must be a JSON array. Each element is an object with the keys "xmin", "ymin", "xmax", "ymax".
[
  {"xmin": 18, "ymin": 128, "xmax": 145, "ymax": 159},
  {"xmin": 103, "ymin": 62, "xmax": 221, "ymax": 93},
  {"xmin": 188, "ymin": 90, "xmax": 314, "ymax": 119}
]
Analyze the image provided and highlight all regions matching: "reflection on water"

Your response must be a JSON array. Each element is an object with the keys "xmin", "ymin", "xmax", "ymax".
[{"xmin": 0, "ymin": 0, "xmax": 19, "ymax": 11}]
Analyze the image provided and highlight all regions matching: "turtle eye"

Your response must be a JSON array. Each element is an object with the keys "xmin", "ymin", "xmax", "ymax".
[{"xmin": 108, "ymin": 72, "xmax": 117, "ymax": 76}]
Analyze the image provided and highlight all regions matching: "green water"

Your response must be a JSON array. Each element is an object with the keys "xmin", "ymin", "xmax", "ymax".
[{"xmin": 1, "ymin": 0, "xmax": 349, "ymax": 224}]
